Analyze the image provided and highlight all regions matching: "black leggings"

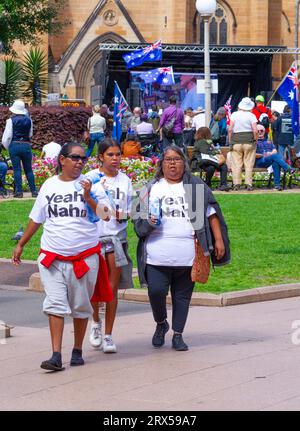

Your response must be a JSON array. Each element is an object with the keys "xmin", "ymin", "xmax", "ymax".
[
  {"xmin": 146, "ymin": 265, "xmax": 194, "ymax": 333},
  {"xmin": 201, "ymin": 162, "xmax": 228, "ymax": 188}
]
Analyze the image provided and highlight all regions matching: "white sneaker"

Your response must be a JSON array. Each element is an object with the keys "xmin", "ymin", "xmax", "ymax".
[
  {"xmin": 89, "ymin": 321, "xmax": 102, "ymax": 349},
  {"xmin": 103, "ymin": 335, "xmax": 117, "ymax": 353}
]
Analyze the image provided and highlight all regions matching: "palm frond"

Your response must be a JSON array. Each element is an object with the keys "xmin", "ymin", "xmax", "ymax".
[{"xmin": 22, "ymin": 47, "xmax": 48, "ymax": 105}]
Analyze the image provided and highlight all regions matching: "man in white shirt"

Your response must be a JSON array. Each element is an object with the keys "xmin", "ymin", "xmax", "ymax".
[{"xmin": 192, "ymin": 108, "xmax": 206, "ymax": 131}]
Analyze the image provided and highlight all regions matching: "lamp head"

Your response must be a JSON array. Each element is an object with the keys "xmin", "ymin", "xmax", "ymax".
[{"xmin": 195, "ymin": 0, "xmax": 217, "ymax": 16}]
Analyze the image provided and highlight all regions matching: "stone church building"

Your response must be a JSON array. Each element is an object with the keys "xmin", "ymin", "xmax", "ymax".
[{"xmin": 39, "ymin": 0, "xmax": 298, "ymax": 105}]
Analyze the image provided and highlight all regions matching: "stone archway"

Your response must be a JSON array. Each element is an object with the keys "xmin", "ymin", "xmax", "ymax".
[{"xmin": 74, "ymin": 32, "xmax": 127, "ymax": 103}]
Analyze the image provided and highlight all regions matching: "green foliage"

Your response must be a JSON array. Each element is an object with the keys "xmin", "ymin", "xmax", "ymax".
[
  {"xmin": 0, "ymin": 0, "xmax": 66, "ymax": 54},
  {"xmin": 22, "ymin": 48, "xmax": 48, "ymax": 105},
  {"xmin": 0, "ymin": 58, "xmax": 23, "ymax": 105}
]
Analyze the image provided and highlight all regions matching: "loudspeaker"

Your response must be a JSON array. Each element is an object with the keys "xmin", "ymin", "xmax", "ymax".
[{"xmin": 128, "ymin": 88, "xmax": 140, "ymax": 109}]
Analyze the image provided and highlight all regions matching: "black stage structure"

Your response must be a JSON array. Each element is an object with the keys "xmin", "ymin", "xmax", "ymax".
[{"xmin": 99, "ymin": 43, "xmax": 295, "ymax": 110}]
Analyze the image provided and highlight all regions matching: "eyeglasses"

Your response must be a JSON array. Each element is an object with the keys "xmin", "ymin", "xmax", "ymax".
[
  {"xmin": 164, "ymin": 157, "xmax": 183, "ymax": 164},
  {"xmin": 66, "ymin": 154, "xmax": 88, "ymax": 163},
  {"xmin": 105, "ymin": 152, "xmax": 122, "ymax": 157}
]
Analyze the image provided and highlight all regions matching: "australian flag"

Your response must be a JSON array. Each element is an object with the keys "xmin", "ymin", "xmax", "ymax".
[
  {"xmin": 278, "ymin": 62, "xmax": 299, "ymax": 136},
  {"xmin": 112, "ymin": 81, "xmax": 129, "ymax": 143},
  {"xmin": 139, "ymin": 66, "xmax": 175, "ymax": 86},
  {"xmin": 122, "ymin": 40, "xmax": 162, "ymax": 69}
]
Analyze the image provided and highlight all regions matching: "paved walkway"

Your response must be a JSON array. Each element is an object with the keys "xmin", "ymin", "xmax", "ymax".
[{"xmin": 1, "ymin": 284, "xmax": 300, "ymax": 411}]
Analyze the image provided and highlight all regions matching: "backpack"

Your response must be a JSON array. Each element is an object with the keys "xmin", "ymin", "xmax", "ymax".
[
  {"xmin": 162, "ymin": 109, "xmax": 177, "ymax": 138},
  {"xmin": 210, "ymin": 120, "xmax": 220, "ymax": 142},
  {"xmin": 257, "ymin": 108, "xmax": 270, "ymax": 129}
]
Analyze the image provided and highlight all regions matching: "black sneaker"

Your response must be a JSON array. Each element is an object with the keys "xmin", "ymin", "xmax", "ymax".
[
  {"xmin": 70, "ymin": 348, "xmax": 85, "ymax": 366},
  {"xmin": 152, "ymin": 320, "xmax": 169, "ymax": 348},
  {"xmin": 246, "ymin": 184, "xmax": 254, "ymax": 191},
  {"xmin": 172, "ymin": 333, "xmax": 189, "ymax": 351},
  {"xmin": 40, "ymin": 353, "xmax": 65, "ymax": 372},
  {"xmin": 13, "ymin": 192, "xmax": 23, "ymax": 198},
  {"xmin": 232, "ymin": 185, "xmax": 241, "ymax": 191},
  {"xmin": 218, "ymin": 185, "xmax": 230, "ymax": 192},
  {"xmin": 273, "ymin": 186, "xmax": 283, "ymax": 191},
  {"xmin": 31, "ymin": 191, "xmax": 38, "ymax": 198}
]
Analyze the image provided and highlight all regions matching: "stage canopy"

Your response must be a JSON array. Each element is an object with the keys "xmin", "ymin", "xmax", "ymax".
[{"xmin": 100, "ymin": 43, "xmax": 285, "ymax": 110}]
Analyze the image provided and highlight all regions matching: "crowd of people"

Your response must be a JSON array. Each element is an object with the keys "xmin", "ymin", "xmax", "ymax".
[{"xmin": 1, "ymin": 94, "xmax": 299, "ymax": 198}]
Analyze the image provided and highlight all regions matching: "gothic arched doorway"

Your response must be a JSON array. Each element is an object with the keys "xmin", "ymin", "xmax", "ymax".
[{"xmin": 74, "ymin": 32, "xmax": 127, "ymax": 104}]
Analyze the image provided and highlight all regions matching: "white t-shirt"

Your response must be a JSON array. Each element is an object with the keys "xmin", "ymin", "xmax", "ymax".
[
  {"xmin": 192, "ymin": 113, "xmax": 206, "ymax": 131},
  {"xmin": 230, "ymin": 111, "xmax": 257, "ymax": 133},
  {"xmin": 88, "ymin": 169, "xmax": 134, "ymax": 237},
  {"xmin": 146, "ymin": 179, "xmax": 216, "ymax": 267},
  {"xmin": 29, "ymin": 176, "xmax": 109, "ymax": 256},
  {"xmin": 42, "ymin": 142, "xmax": 61, "ymax": 159}
]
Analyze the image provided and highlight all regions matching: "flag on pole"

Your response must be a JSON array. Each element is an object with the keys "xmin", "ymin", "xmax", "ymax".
[
  {"xmin": 112, "ymin": 82, "xmax": 129, "ymax": 143},
  {"xmin": 224, "ymin": 95, "xmax": 232, "ymax": 126},
  {"xmin": 277, "ymin": 62, "xmax": 299, "ymax": 136},
  {"xmin": 139, "ymin": 66, "xmax": 175, "ymax": 86},
  {"xmin": 122, "ymin": 40, "xmax": 162, "ymax": 69}
]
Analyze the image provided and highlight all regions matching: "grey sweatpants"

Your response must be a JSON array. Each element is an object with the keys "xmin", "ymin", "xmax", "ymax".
[{"xmin": 38, "ymin": 253, "xmax": 99, "ymax": 319}]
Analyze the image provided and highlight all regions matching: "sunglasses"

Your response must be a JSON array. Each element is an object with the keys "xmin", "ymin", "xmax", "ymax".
[{"xmin": 66, "ymin": 154, "xmax": 88, "ymax": 163}]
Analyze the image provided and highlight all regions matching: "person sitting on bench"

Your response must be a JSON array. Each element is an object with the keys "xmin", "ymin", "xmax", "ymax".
[
  {"xmin": 192, "ymin": 127, "xmax": 230, "ymax": 191},
  {"xmin": 255, "ymin": 125, "xmax": 295, "ymax": 191}
]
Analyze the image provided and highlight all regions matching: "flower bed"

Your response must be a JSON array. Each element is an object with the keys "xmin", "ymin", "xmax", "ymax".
[
  {"xmin": 5, "ymin": 155, "xmax": 299, "ymax": 191},
  {"xmin": 6, "ymin": 156, "xmax": 160, "ymax": 191}
]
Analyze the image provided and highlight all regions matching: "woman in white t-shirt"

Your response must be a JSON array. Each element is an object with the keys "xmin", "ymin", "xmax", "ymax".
[
  {"xmin": 133, "ymin": 146, "xmax": 230, "ymax": 351},
  {"xmin": 88, "ymin": 138, "xmax": 134, "ymax": 354},
  {"xmin": 12, "ymin": 142, "xmax": 113, "ymax": 372},
  {"xmin": 228, "ymin": 97, "xmax": 258, "ymax": 191}
]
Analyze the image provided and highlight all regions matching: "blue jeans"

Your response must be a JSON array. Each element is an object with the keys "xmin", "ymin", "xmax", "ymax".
[
  {"xmin": 255, "ymin": 153, "xmax": 291, "ymax": 186},
  {"xmin": 9, "ymin": 142, "xmax": 36, "ymax": 193},
  {"xmin": 278, "ymin": 144, "xmax": 294, "ymax": 161},
  {"xmin": 86, "ymin": 132, "xmax": 105, "ymax": 157},
  {"xmin": 0, "ymin": 161, "xmax": 7, "ymax": 191}
]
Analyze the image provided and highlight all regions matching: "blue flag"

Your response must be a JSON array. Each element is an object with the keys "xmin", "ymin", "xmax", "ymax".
[
  {"xmin": 122, "ymin": 40, "xmax": 162, "ymax": 69},
  {"xmin": 139, "ymin": 66, "xmax": 175, "ymax": 86},
  {"xmin": 278, "ymin": 62, "xmax": 299, "ymax": 137},
  {"xmin": 112, "ymin": 82, "xmax": 129, "ymax": 143}
]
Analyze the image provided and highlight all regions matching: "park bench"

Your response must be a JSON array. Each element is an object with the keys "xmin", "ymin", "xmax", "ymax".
[{"xmin": 186, "ymin": 146, "xmax": 291, "ymax": 189}]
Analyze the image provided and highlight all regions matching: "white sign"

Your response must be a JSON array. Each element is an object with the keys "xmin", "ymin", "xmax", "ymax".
[
  {"xmin": 47, "ymin": 93, "xmax": 60, "ymax": 101},
  {"xmin": 197, "ymin": 79, "xmax": 218, "ymax": 94}
]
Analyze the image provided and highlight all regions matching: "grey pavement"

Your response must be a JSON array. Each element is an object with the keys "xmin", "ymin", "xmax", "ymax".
[{"xmin": 1, "ymin": 287, "xmax": 300, "ymax": 411}]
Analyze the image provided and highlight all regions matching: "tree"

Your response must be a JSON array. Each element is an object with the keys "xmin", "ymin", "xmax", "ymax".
[
  {"xmin": 22, "ymin": 48, "xmax": 48, "ymax": 105},
  {"xmin": 0, "ymin": 0, "xmax": 66, "ymax": 54}
]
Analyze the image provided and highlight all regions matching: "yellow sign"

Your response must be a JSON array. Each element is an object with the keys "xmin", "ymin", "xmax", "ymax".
[{"xmin": 61, "ymin": 99, "xmax": 86, "ymax": 108}]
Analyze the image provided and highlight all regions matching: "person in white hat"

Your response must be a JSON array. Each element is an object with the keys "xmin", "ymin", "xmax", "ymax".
[
  {"xmin": 2, "ymin": 100, "xmax": 37, "ymax": 198},
  {"xmin": 228, "ymin": 97, "xmax": 258, "ymax": 191}
]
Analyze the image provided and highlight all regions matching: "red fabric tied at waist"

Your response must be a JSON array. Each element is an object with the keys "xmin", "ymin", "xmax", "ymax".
[{"xmin": 39, "ymin": 243, "xmax": 113, "ymax": 303}]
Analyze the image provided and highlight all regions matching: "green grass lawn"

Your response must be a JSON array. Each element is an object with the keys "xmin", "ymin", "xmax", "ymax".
[{"xmin": 1, "ymin": 194, "xmax": 300, "ymax": 293}]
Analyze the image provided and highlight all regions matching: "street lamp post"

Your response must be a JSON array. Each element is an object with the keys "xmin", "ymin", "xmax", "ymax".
[{"xmin": 196, "ymin": 0, "xmax": 216, "ymax": 127}]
